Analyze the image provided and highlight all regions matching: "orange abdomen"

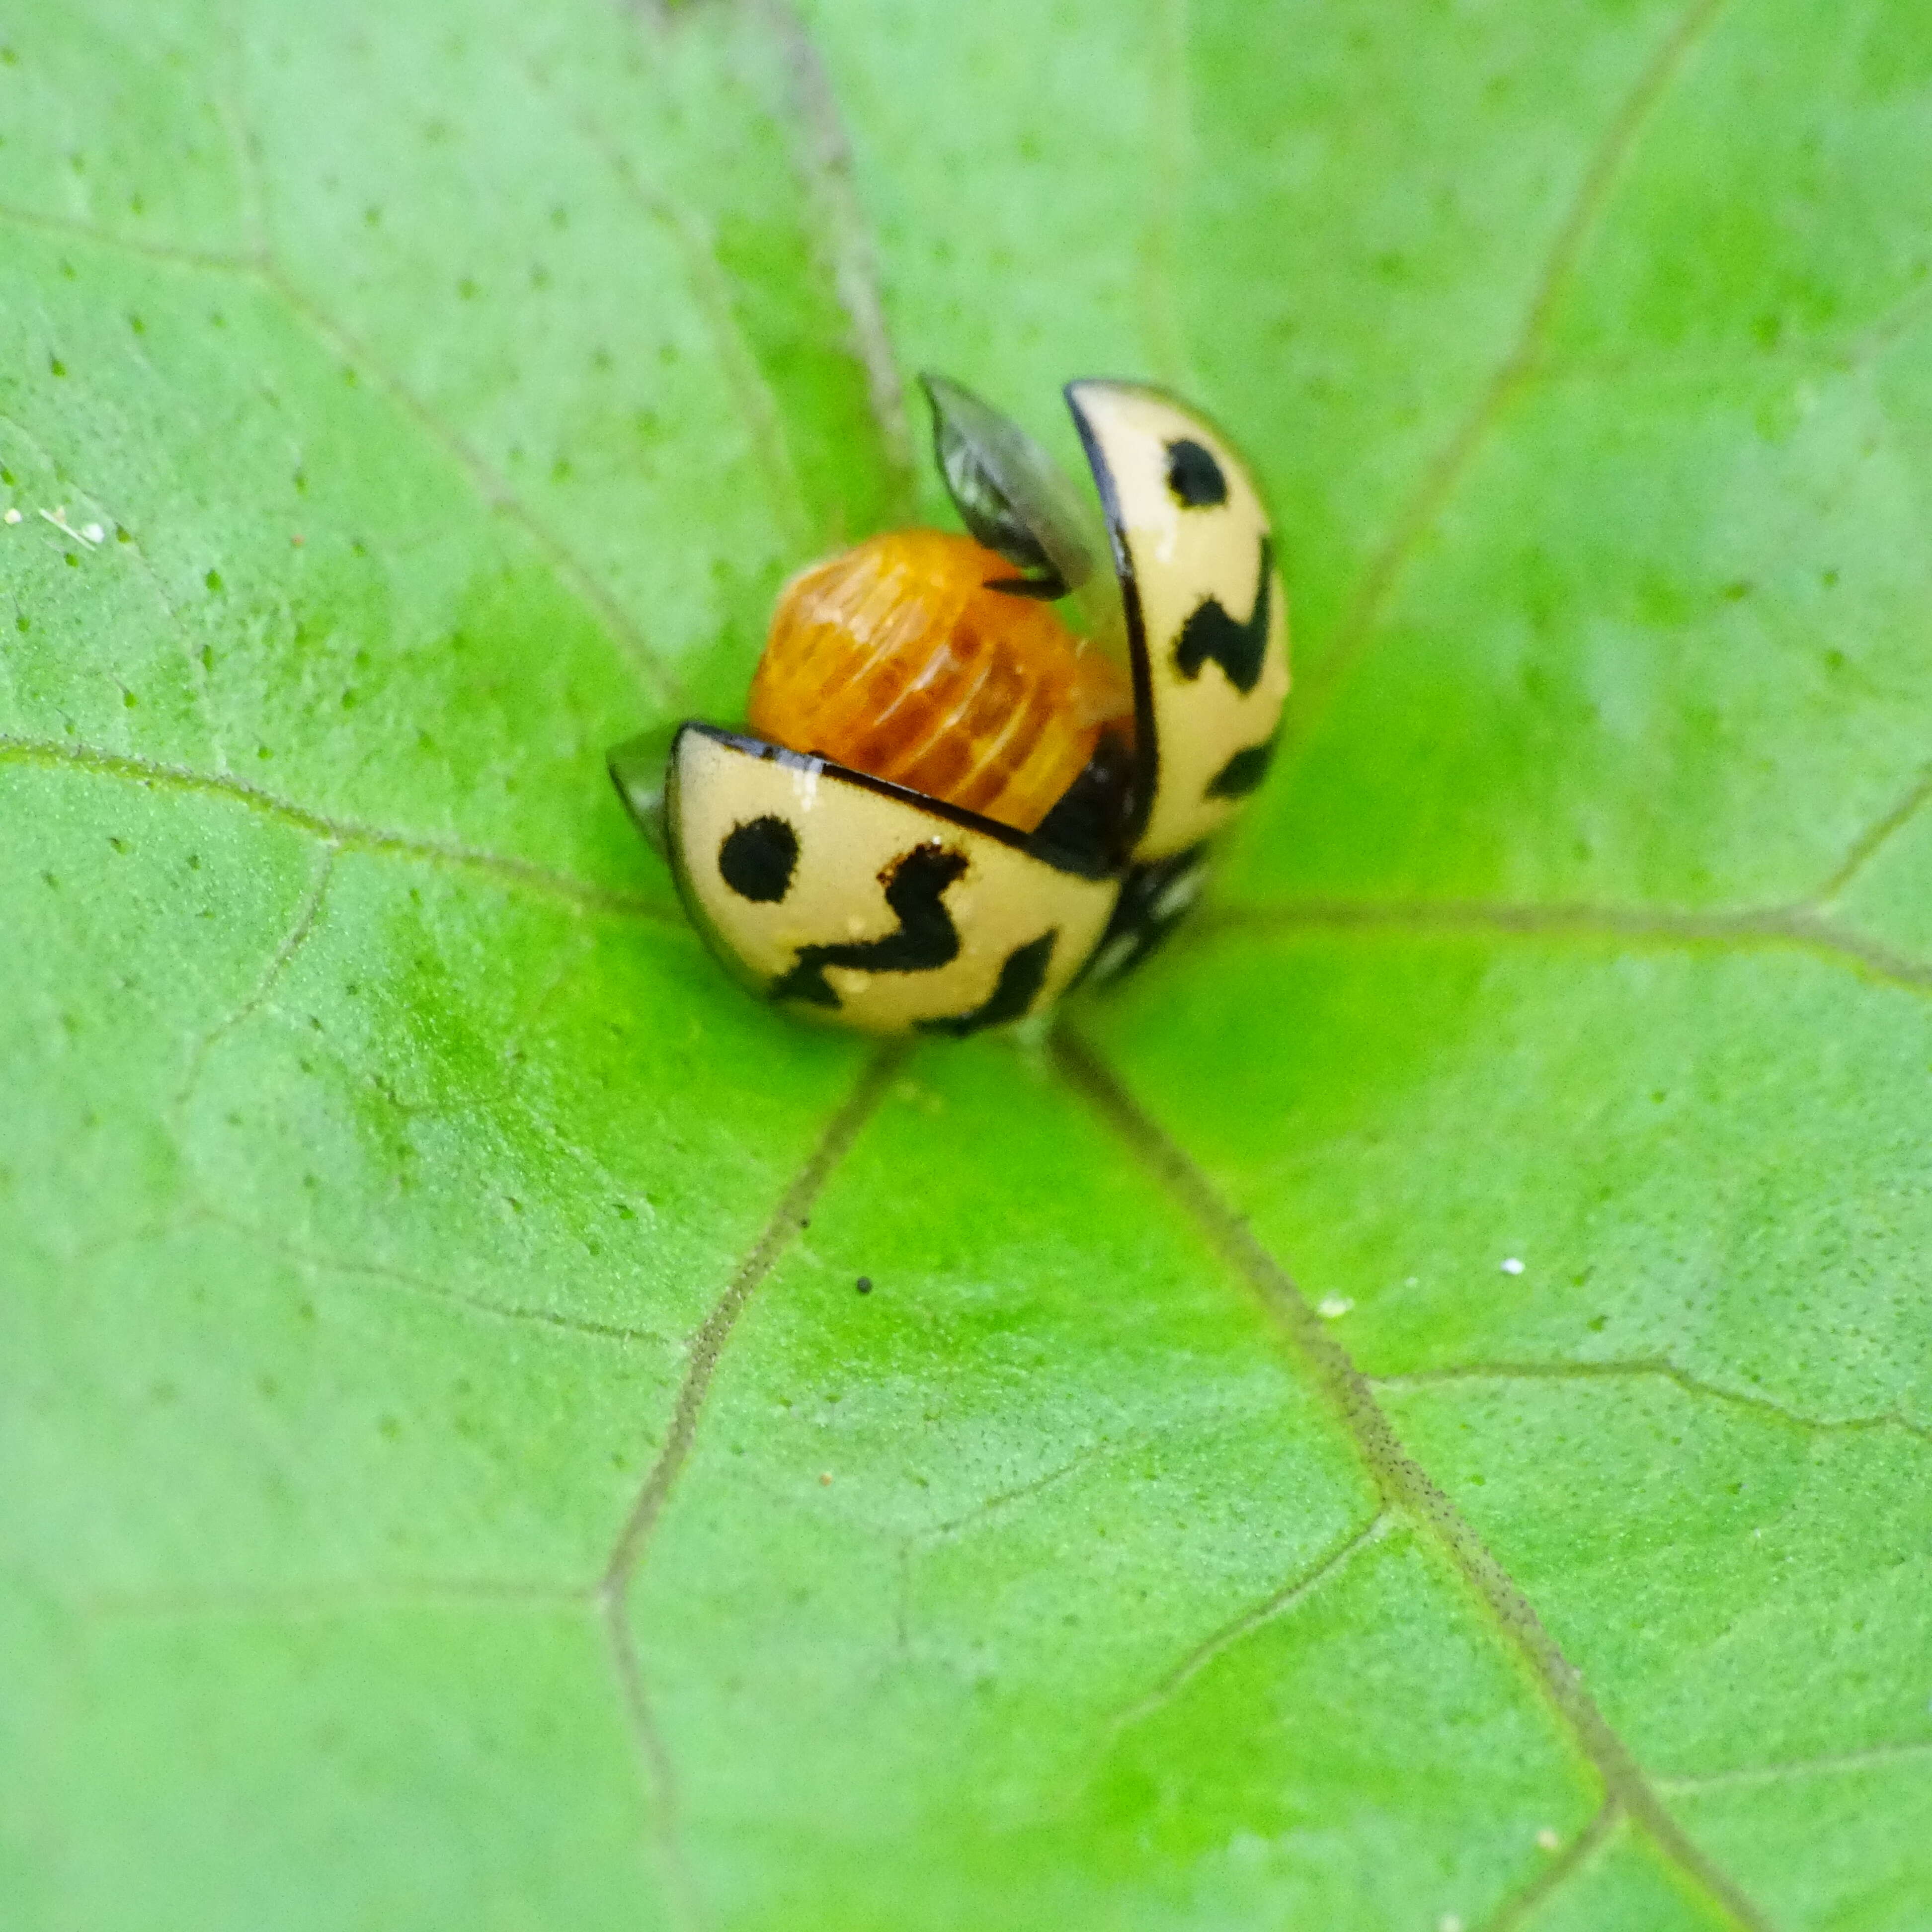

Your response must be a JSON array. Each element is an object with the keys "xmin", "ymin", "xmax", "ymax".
[{"xmin": 746, "ymin": 529, "xmax": 1132, "ymax": 835}]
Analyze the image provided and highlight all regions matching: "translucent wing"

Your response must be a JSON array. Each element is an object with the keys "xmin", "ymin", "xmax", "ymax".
[
  {"xmin": 920, "ymin": 370, "xmax": 1129, "ymax": 663},
  {"xmin": 920, "ymin": 373, "xmax": 1101, "ymax": 599},
  {"xmin": 606, "ymin": 721, "xmax": 680, "ymax": 859}
]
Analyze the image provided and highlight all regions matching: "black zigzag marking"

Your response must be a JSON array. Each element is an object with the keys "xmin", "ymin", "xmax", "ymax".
[
  {"xmin": 919, "ymin": 930, "xmax": 1058, "ymax": 1038},
  {"xmin": 769, "ymin": 843, "xmax": 966, "ymax": 1009},
  {"xmin": 1173, "ymin": 537, "xmax": 1274, "ymax": 695},
  {"xmin": 1205, "ymin": 731, "xmax": 1279, "ymax": 801}
]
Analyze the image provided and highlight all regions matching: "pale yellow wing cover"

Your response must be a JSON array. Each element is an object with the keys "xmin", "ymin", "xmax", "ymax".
[
  {"xmin": 1066, "ymin": 381, "xmax": 1291, "ymax": 860},
  {"xmin": 666, "ymin": 726, "xmax": 1118, "ymax": 1037}
]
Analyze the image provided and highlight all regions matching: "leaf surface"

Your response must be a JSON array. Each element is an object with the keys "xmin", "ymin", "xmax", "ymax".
[{"xmin": 3, "ymin": 2, "xmax": 1930, "ymax": 1928}]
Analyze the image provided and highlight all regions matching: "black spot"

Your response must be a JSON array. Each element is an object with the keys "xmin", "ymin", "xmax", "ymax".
[
  {"xmin": 771, "ymin": 843, "xmax": 966, "ymax": 1008},
  {"xmin": 1165, "ymin": 438, "xmax": 1227, "ymax": 508},
  {"xmin": 1205, "ymin": 731, "xmax": 1279, "ymax": 800},
  {"xmin": 718, "ymin": 814, "xmax": 799, "ymax": 902},
  {"xmin": 1173, "ymin": 538, "xmax": 1273, "ymax": 695},
  {"xmin": 918, "ymin": 930, "xmax": 1058, "ymax": 1038},
  {"xmin": 856, "ymin": 1276, "xmax": 873, "ymax": 1295}
]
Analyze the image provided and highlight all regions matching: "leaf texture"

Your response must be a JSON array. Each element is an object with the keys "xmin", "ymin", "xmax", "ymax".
[{"xmin": 3, "ymin": 2, "xmax": 1930, "ymax": 1928}]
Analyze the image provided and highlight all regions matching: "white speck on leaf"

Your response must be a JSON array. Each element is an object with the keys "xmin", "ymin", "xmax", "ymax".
[
  {"xmin": 1501, "ymin": 1256, "xmax": 1525, "ymax": 1275},
  {"xmin": 81, "ymin": 521, "xmax": 105, "ymax": 544},
  {"xmin": 37, "ymin": 506, "xmax": 98, "ymax": 546},
  {"xmin": 2, "ymin": 507, "xmax": 20, "ymax": 525},
  {"xmin": 1317, "ymin": 1295, "xmax": 1354, "ymax": 1319},
  {"xmin": 1536, "ymin": 1826, "xmax": 1560, "ymax": 1851}
]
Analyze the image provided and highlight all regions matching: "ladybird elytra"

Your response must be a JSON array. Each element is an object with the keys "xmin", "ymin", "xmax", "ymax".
[
  {"xmin": 745, "ymin": 528, "xmax": 1134, "ymax": 837},
  {"xmin": 607, "ymin": 371, "xmax": 1292, "ymax": 1036}
]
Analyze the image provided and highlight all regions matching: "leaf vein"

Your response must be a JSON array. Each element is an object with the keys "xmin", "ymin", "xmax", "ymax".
[
  {"xmin": 0, "ymin": 206, "xmax": 681, "ymax": 706},
  {"xmin": 1811, "ymin": 761, "xmax": 1932, "ymax": 905},
  {"xmin": 1198, "ymin": 896, "xmax": 1932, "ymax": 998},
  {"xmin": 1476, "ymin": 1799, "xmax": 1622, "ymax": 1932},
  {"xmin": 1053, "ymin": 1026, "xmax": 1776, "ymax": 1932},
  {"xmin": 1290, "ymin": 0, "xmax": 1732, "ymax": 739},
  {"xmin": 596, "ymin": 1044, "xmax": 907, "ymax": 1927},
  {"xmin": 749, "ymin": 0, "xmax": 919, "ymax": 519},
  {"xmin": 196, "ymin": 1208, "xmax": 672, "ymax": 1348},
  {"xmin": 172, "ymin": 841, "xmax": 339, "ymax": 1123},
  {"xmin": 1107, "ymin": 1509, "xmax": 1392, "ymax": 1737},
  {"xmin": 1657, "ymin": 1740, "xmax": 1932, "ymax": 1796},
  {"xmin": 1370, "ymin": 1358, "xmax": 1932, "ymax": 1450},
  {"xmin": 0, "ymin": 734, "xmax": 675, "ymax": 920},
  {"xmin": 528, "ymin": 56, "xmax": 813, "ymax": 553}
]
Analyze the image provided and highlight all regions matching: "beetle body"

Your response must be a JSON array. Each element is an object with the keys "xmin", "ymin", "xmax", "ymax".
[
  {"xmin": 609, "ymin": 376, "xmax": 1290, "ymax": 1036},
  {"xmin": 747, "ymin": 529, "xmax": 1134, "ymax": 837}
]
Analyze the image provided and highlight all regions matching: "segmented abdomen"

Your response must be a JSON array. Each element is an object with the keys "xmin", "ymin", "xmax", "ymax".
[{"xmin": 746, "ymin": 529, "xmax": 1131, "ymax": 836}]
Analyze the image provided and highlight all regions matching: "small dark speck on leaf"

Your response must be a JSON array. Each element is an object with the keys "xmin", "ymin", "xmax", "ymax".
[{"xmin": 856, "ymin": 1276, "xmax": 873, "ymax": 1295}]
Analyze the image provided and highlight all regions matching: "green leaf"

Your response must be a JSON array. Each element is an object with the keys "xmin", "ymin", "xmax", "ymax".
[{"xmin": 4, "ymin": 2, "xmax": 1930, "ymax": 1929}]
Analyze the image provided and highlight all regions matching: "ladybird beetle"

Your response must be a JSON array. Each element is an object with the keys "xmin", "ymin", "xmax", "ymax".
[{"xmin": 608, "ymin": 374, "xmax": 1289, "ymax": 1035}]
